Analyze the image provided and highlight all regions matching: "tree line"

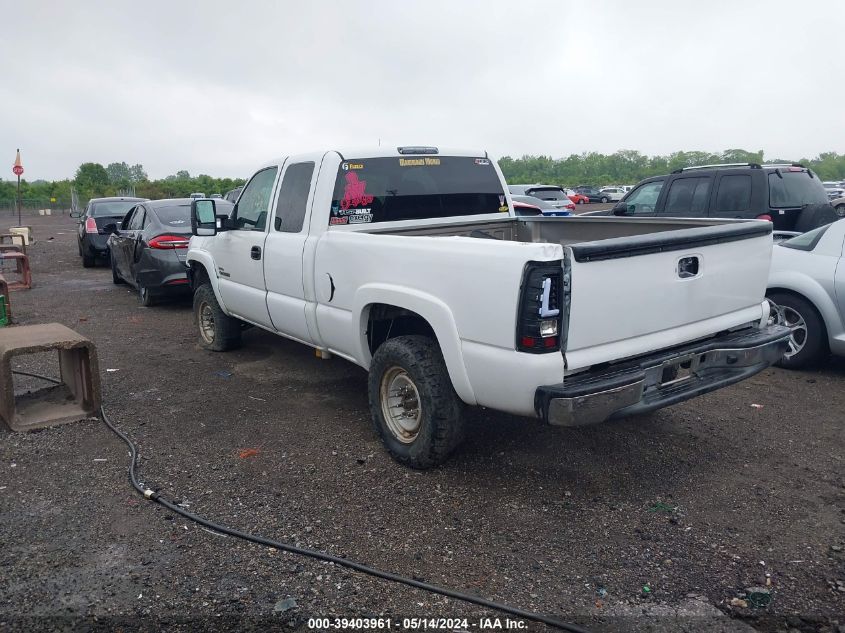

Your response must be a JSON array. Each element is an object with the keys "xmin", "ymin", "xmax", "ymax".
[
  {"xmin": 0, "ymin": 161, "xmax": 246, "ymax": 209},
  {"xmin": 499, "ymin": 149, "xmax": 845, "ymax": 188},
  {"xmin": 2, "ymin": 149, "xmax": 844, "ymax": 209}
]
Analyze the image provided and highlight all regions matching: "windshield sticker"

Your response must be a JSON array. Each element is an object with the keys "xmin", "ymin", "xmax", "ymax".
[
  {"xmin": 498, "ymin": 195, "xmax": 505, "ymax": 206},
  {"xmin": 499, "ymin": 205, "xmax": 509, "ymax": 212},
  {"xmin": 329, "ymin": 216, "xmax": 348, "ymax": 225},
  {"xmin": 475, "ymin": 158, "xmax": 490, "ymax": 166},
  {"xmin": 348, "ymin": 212, "xmax": 372, "ymax": 224},
  {"xmin": 340, "ymin": 172, "xmax": 374, "ymax": 211},
  {"xmin": 399, "ymin": 157, "xmax": 441, "ymax": 167},
  {"xmin": 341, "ymin": 162, "xmax": 364, "ymax": 171}
]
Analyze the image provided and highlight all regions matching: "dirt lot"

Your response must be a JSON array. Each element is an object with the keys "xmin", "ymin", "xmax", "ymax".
[{"xmin": 1, "ymin": 212, "xmax": 843, "ymax": 633}]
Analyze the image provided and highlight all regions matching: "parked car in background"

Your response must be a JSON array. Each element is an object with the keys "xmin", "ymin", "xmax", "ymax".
[
  {"xmin": 74, "ymin": 196, "xmax": 147, "ymax": 267},
  {"xmin": 508, "ymin": 184, "xmax": 573, "ymax": 211},
  {"xmin": 209, "ymin": 193, "xmax": 223, "ymax": 199},
  {"xmin": 598, "ymin": 187, "xmax": 625, "ymax": 202},
  {"xmin": 591, "ymin": 163, "xmax": 838, "ymax": 232},
  {"xmin": 823, "ymin": 183, "xmax": 845, "ymax": 201},
  {"xmin": 574, "ymin": 187, "xmax": 607, "ymax": 203},
  {"xmin": 107, "ymin": 198, "xmax": 234, "ymax": 305},
  {"xmin": 767, "ymin": 219, "xmax": 845, "ymax": 368},
  {"xmin": 189, "ymin": 192, "xmax": 206, "ymax": 199},
  {"xmin": 565, "ymin": 189, "xmax": 590, "ymax": 205},
  {"xmin": 511, "ymin": 194, "xmax": 572, "ymax": 216},
  {"xmin": 831, "ymin": 196, "xmax": 845, "ymax": 217},
  {"xmin": 224, "ymin": 186, "xmax": 243, "ymax": 203}
]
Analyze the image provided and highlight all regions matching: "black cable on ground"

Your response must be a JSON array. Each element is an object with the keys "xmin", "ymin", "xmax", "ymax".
[{"xmin": 12, "ymin": 370, "xmax": 591, "ymax": 633}]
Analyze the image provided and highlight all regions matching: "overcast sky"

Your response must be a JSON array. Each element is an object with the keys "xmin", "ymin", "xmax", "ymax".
[{"xmin": 2, "ymin": 0, "xmax": 843, "ymax": 181}]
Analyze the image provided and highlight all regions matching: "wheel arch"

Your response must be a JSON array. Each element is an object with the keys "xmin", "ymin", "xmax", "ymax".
[
  {"xmin": 353, "ymin": 286, "xmax": 477, "ymax": 405},
  {"xmin": 766, "ymin": 284, "xmax": 834, "ymax": 347},
  {"xmin": 186, "ymin": 253, "xmax": 228, "ymax": 313}
]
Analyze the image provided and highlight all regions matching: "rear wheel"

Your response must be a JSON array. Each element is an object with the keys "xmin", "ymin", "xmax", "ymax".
[
  {"xmin": 193, "ymin": 283, "xmax": 242, "ymax": 351},
  {"xmin": 767, "ymin": 292, "xmax": 827, "ymax": 368},
  {"xmin": 578, "ymin": 198, "xmax": 585, "ymax": 205},
  {"xmin": 601, "ymin": 196, "xmax": 609, "ymax": 203},
  {"xmin": 368, "ymin": 335, "xmax": 465, "ymax": 469},
  {"xmin": 137, "ymin": 280, "xmax": 157, "ymax": 307}
]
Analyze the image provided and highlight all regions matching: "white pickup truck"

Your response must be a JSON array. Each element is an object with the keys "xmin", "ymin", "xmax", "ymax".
[{"xmin": 186, "ymin": 147, "xmax": 790, "ymax": 469}]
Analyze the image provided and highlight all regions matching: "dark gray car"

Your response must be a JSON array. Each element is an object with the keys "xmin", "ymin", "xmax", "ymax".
[
  {"xmin": 74, "ymin": 196, "xmax": 147, "ymax": 267},
  {"xmin": 107, "ymin": 198, "xmax": 233, "ymax": 306}
]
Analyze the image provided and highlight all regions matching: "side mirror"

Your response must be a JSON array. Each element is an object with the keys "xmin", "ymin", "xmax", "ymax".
[
  {"xmin": 612, "ymin": 202, "xmax": 628, "ymax": 216},
  {"xmin": 102, "ymin": 223, "xmax": 118, "ymax": 235},
  {"xmin": 191, "ymin": 199, "xmax": 217, "ymax": 236},
  {"xmin": 70, "ymin": 210, "xmax": 81, "ymax": 219}
]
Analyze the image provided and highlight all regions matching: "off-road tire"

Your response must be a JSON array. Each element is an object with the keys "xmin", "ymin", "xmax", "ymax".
[
  {"xmin": 368, "ymin": 335, "xmax": 465, "ymax": 469},
  {"xmin": 193, "ymin": 283, "xmax": 242, "ymax": 351},
  {"xmin": 767, "ymin": 292, "xmax": 827, "ymax": 369},
  {"xmin": 111, "ymin": 256, "xmax": 125, "ymax": 285}
]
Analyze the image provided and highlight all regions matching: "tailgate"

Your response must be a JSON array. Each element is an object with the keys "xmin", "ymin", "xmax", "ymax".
[{"xmin": 563, "ymin": 222, "xmax": 772, "ymax": 370}]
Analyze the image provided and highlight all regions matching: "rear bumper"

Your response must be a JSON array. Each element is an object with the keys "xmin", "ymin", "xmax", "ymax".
[
  {"xmin": 82, "ymin": 234, "xmax": 110, "ymax": 255},
  {"xmin": 535, "ymin": 324, "xmax": 790, "ymax": 427}
]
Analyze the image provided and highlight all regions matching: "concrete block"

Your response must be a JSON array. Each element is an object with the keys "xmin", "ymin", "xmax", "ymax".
[
  {"xmin": 0, "ymin": 234, "xmax": 26, "ymax": 253},
  {"xmin": 8, "ymin": 226, "xmax": 33, "ymax": 246},
  {"xmin": 0, "ymin": 323, "xmax": 101, "ymax": 432},
  {"xmin": 1, "ymin": 253, "xmax": 32, "ymax": 290}
]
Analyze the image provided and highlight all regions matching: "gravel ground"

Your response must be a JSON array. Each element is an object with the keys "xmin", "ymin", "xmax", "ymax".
[{"xmin": 0, "ymin": 212, "xmax": 843, "ymax": 633}]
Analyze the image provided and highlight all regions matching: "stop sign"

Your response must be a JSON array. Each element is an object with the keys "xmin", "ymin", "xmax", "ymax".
[{"xmin": 12, "ymin": 165, "xmax": 23, "ymax": 176}]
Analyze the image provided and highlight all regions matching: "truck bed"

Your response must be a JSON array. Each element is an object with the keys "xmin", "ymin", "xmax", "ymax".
[{"xmin": 364, "ymin": 214, "xmax": 757, "ymax": 247}]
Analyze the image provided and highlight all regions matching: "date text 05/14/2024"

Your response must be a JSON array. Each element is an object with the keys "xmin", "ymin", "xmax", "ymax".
[{"xmin": 307, "ymin": 617, "xmax": 528, "ymax": 630}]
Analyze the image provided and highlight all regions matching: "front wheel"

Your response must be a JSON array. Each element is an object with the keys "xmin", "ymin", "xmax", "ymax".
[
  {"xmin": 193, "ymin": 284, "xmax": 242, "ymax": 351},
  {"xmin": 577, "ymin": 198, "xmax": 585, "ymax": 205},
  {"xmin": 767, "ymin": 292, "xmax": 827, "ymax": 368},
  {"xmin": 600, "ymin": 196, "xmax": 609, "ymax": 203},
  {"xmin": 368, "ymin": 335, "xmax": 465, "ymax": 469}
]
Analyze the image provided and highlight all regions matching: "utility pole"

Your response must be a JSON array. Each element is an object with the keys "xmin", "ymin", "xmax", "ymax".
[{"xmin": 12, "ymin": 149, "xmax": 24, "ymax": 226}]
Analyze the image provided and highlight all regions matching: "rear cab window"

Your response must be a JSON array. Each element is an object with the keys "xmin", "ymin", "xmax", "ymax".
[
  {"xmin": 768, "ymin": 169, "xmax": 829, "ymax": 208},
  {"xmin": 328, "ymin": 156, "xmax": 506, "ymax": 225}
]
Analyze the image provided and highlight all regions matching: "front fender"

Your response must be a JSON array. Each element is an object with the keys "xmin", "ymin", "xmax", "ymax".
[
  {"xmin": 352, "ymin": 284, "xmax": 477, "ymax": 406},
  {"xmin": 186, "ymin": 249, "xmax": 228, "ymax": 314}
]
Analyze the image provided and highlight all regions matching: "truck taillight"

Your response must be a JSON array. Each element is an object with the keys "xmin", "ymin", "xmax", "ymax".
[
  {"xmin": 148, "ymin": 234, "xmax": 190, "ymax": 249},
  {"xmin": 85, "ymin": 218, "xmax": 98, "ymax": 234},
  {"xmin": 516, "ymin": 262, "xmax": 563, "ymax": 353},
  {"xmin": 756, "ymin": 214, "xmax": 773, "ymax": 222}
]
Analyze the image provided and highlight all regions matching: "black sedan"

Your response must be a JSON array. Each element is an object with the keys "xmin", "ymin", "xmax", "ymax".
[
  {"xmin": 75, "ymin": 197, "xmax": 147, "ymax": 267},
  {"xmin": 107, "ymin": 198, "xmax": 233, "ymax": 306}
]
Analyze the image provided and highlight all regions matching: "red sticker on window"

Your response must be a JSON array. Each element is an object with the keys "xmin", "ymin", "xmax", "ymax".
[{"xmin": 340, "ymin": 172, "xmax": 374, "ymax": 211}]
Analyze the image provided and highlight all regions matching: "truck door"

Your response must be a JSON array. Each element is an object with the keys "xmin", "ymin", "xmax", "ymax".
[
  {"xmin": 263, "ymin": 160, "xmax": 318, "ymax": 344},
  {"xmin": 213, "ymin": 166, "xmax": 278, "ymax": 328}
]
